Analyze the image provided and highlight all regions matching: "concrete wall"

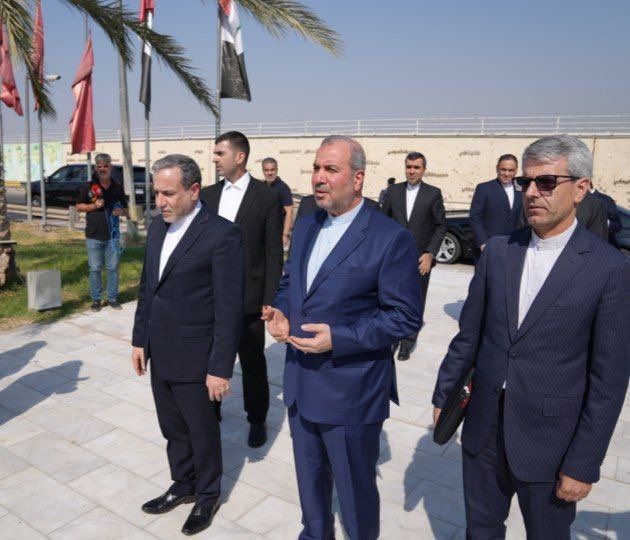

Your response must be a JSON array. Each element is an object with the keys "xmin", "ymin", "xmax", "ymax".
[{"xmin": 63, "ymin": 135, "xmax": 630, "ymax": 208}]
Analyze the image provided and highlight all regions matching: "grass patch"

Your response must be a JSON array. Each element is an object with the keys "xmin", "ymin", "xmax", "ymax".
[{"xmin": 0, "ymin": 222, "xmax": 145, "ymax": 331}]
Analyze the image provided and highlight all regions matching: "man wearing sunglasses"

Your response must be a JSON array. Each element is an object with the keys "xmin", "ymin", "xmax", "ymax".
[{"xmin": 432, "ymin": 135, "xmax": 629, "ymax": 539}]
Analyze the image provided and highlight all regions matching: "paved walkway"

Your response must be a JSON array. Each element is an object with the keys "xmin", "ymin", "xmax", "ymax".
[{"xmin": 0, "ymin": 264, "xmax": 628, "ymax": 539}]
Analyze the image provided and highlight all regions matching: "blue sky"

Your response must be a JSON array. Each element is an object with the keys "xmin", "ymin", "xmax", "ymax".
[{"xmin": 3, "ymin": 0, "xmax": 630, "ymax": 137}]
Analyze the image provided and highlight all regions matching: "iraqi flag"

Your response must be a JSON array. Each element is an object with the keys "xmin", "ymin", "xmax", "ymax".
[
  {"xmin": 69, "ymin": 37, "xmax": 95, "ymax": 154},
  {"xmin": 139, "ymin": 0, "xmax": 154, "ymax": 110},
  {"xmin": 219, "ymin": 0, "xmax": 251, "ymax": 101},
  {"xmin": 0, "ymin": 22, "xmax": 23, "ymax": 116},
  {"xmin": 32, "ymin": 0, "xmax": 44, "ymax": 111}
]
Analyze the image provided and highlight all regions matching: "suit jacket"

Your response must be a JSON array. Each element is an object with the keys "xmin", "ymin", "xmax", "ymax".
[
  {"xmin": 296, "ymin": 194, "xmax": 379, "ymax": 220},
  {"xmin": 592, "ymin": 189, "xmax": 621, "ymax": 245},
  {"xmin": 381, "ymin": 181, "xmax": 447, "ymax": 257},
  {"xmin": 132, "ymin": 203, "xmax": 245, "ymax": 382},
  {"xmin": 201, "ymin": 177, "xmax": 283, "ymax": 314},
  {"xmin": 469, "ymin": 179, "xmax": 523, "ymax": 248},
  {"xmin": 432, "ymin": 224, "xmax": 629, "ymax": 483},
  {"xmin": 576, "ymin": 191, "xmax": 609, "ymax": 241},
  {"xmin": 273, "ymin": 204, "xmax": 422, "ymax": 425}
]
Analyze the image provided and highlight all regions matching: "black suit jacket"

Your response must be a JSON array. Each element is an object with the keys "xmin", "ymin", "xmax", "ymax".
[
  {"xmin": 201, "ymin": 176, "xmax": 283, "ymax": 314},
  {"xmin": 592, "ymin": 189, "xmax": 621, "ymax": 245},
  {"xmin": 132, "ymin": 203, "xmax": 245, "ymax": 382},
  {"xmin": 576, "ymin": 191, "xmax": 608, "ymax": 241},
  {"xmin": 381, "ymin": 181, "xmax": 447, "ymax": 257},
  {"xmin": 296, "ymin": 194, "xmax": 379, "ymax": 220}
]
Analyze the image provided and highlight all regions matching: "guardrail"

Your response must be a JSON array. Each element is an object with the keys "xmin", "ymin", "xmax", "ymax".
[{"xmin": 4, "ymin": 114, "xmax": 630, "ymax": 143}]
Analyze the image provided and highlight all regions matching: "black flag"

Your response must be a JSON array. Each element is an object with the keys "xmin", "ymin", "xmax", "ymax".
[{"xmin": 219, "ymin": 0, "xmax": 251, "ymax": 101}]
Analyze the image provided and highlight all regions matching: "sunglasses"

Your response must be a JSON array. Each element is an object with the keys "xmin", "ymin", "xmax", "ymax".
[{"xmin": 514, "ymin": 175, "xmax": 580, "ymax": 192}]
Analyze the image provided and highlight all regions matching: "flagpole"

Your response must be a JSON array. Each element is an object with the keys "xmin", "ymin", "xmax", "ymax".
[
  {"xmin": 214, "ymin": 5, "xmax": 222, "ymax": 184},
  {"xmin": 38, "ymin": 110, "xmax": 46, "ymax": 227},
  {"xmin": 144, "ymin": 11, "xmax": 152, "ymax": 228},
  {"xmin": 24, "ymin": 76, "xmax": 32, "ymax": 221},
  {"xmin": 84, "ymin": 15, "xmax": 91, "ymax": 184}
]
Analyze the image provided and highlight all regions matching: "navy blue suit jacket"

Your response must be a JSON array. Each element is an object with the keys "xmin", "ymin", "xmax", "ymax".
[
  {"xmin": 273, "ymin": 203, "xmax": 422, "ymax": 425},
  {"xmin": 469, "ymin": 179, "xmax": 523, "ymax": 248},
  {"xmin": 433, "ymin": 224, "xmax": 629, "ymax": 483},
  {"xmin": 132, "ymin": 203, "xmax": 245, "ymax": 382}
]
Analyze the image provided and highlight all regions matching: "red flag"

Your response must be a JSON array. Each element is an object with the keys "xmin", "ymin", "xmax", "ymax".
[
  {"xmin": 139, "ymin": 0, "xmax": 155, "ymax": 22},
  {"xmin": 69, "ymin": 37, "xmax": 95, "ymax": 154},
  {"xmin": 0, "ymin": 22, "xmax": 23, "ymax": 116},
  {"xmin": 32, "ymin": 0, "xmax": 44, "ymax": 111}
]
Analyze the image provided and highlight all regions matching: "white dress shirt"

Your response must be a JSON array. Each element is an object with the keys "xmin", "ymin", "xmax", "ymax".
[
  {"xmin": 406, "ymin": 181, "xmax": 421, "ymax": 221},
  {"xmin": 503, "ymin": 183, "xmax": 515, "ymax": 209},
  {"xmin": 218, "ymin": 172, "xmax": 250, "ymax": 223},
  {"xmin": 159, "ymin": 201, "xmax": 202, "ymax": 280},
  {"xmin": 306, "ymin": 199, "xmax": 365, "ymax": 291},
  {"xmin": 517, "ymin": 219, "xmax": 578, "ymax": 327}
]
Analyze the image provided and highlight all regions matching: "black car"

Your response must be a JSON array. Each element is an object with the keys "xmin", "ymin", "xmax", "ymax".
[
  {"xmin": 29, "ymin": 164, "xmax": 153, "ymax": 208},
  {"xmin": 436, "ymin": 210, "xmax": 475, "ymax": 264}
]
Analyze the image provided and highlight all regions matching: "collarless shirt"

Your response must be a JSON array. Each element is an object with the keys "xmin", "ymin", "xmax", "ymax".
[
  {"xmin": 306, "ymin": 199, "xmax": 365, "ymax": 292},
  {"xmin": 218, "ymin": 172, "xmax": 250, "ymax": 223},
  {"xmin": 502, "ymin": 182, "xmax": 515, "ymax": 209},
  {"xmin": 159, "ymin": 201, "xmax": 202, "ymax": 280},
  {"xmin": 517, "ymin": 219, "xmax": 578, "ymax": 327},
  {"xmin": 406, "ymin": 181, "xmax": 421, "ymax": 221}
]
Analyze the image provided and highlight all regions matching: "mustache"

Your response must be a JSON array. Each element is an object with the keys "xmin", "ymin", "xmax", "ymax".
[{"xmin": 314, "ymin": 183, "xmax": 330, "ymax": 192}]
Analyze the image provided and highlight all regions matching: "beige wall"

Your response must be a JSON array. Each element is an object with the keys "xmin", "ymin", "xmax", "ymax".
[{"xmin": 63, "ymin": 135, "xmax": 630, "ymax": 208}]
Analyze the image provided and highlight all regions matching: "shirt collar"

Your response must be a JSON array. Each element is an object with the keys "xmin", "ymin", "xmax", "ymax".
[
  {"xmin": 407, "ymin": 181, "xmax": 421, "ymax": 191},
  {"xmin": 531, "ymin": 219, "xmax": 578, "ymax": 251},
  {"xmin": 169, "ymin": 201, "xmax": 202, "ymax": 232},
  {"xmin": 325, "ymin": 198, "xmax": 365, "ymax": 227},
  {"xmin": 224, "ymin": 171, "xmax": 250, "ymax": 192}
]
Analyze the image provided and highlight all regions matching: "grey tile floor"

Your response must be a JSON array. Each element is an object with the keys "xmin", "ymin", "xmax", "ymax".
[{"xmin": 0, "ymin": 264, "xmax": 628, "ymax": 539}]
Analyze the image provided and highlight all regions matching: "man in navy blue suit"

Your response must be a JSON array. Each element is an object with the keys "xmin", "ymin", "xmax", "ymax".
[
  {"xmin": 433, "ymin": 135, "xmax": 629, "ymax": 539},
  {"xmin": 469, "ymin": 153, "xmax": 523, "ymax": 256},
  {"xmin": 263, "ymin": 135, "xmax": 422, "ymax": 539}
]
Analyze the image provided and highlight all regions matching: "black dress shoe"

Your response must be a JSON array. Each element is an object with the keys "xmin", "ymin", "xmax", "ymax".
[
  {"xmin": 182, "ymin": 501, "xmax": 220, "ymax": 536},
  {"xmin": 397, "ymin": 346, "xmax": 411, "ymax": 361},
  {"xmin": 141, "ymin": 490, "xmax": 196, "ymax": 514},
  {"xmin": 248, "ymin": 422, "xmax": 267, "ymax": 448}
]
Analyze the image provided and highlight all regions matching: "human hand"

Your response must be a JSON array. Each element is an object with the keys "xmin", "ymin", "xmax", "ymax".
[
  {"xmin": 261, "ymin": 306, "xmax": 290, "ymax": 342},
  {"xmin": 480, "ymin": 244, "xmax": 486, "ymax": 252},
  {"xmin": 206, "ymin": 374, "xmax": 230, "ymax": 402},
  {"xmin": 283, "ymin": 233, "xmax": 291, "ymax": 247},
  {"xmin": 112, "ymin": 207, "xmax": 124, "ymax": 217},
  {"xmin": 288, "ymin": 323, "xmax": 332, "ymax": 354},
  {"xmin": 131, "ymin": 346, "xmax": 146, "ymax": 376},
  {"xmin": 556, "ymin": 472, "xmax": 592, "ymax": 502},
  {"xmin": 94, "ymin": 198, "xmax": 105, "ymax": 209},
  {"xmin": 419, "ymin": 253, "xmax": 433, "ymax": 275},
  {"xmin": 433, "ymin": 407, "xmax": 442, "ymax": 428}
]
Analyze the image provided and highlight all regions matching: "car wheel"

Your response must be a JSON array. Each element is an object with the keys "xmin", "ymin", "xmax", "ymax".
[
  {"xmin": 437, "ymin": 232, "xmax": 462, "ymax": 264},
  {"xmin": 31, "ymin": 196, "xmax": 41, "ymax": 207}
]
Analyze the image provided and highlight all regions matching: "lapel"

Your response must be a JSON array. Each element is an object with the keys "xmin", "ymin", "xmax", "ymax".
[
  {"xmin": 505, "ymin": 228, "xmax": 530, "ymax": 342},
  {"xmin": 149, "ymin": 217, "xmax": 169, "ymax": 286},
  {"xmin": 201, "ymin": 182, "xmax": 222, "ymax": 214},
  {"xmin": 300, "ymin": 210, "xmax": 326, "ymax": 298},
  {"xmin": 398, "ymin": 183, "xmax": 409, "ymax": 226},
  {"xmin": 493, "ymin": 179, "xmax": 512, "ymax": 214},
  {"xmin": 304, "ymin": 203, "xmax": 371, "ymax": 301},
  {"xmin": 156, "ymin": 205, "xmax": 209, "ymax": 289},
  {"xmin": 234, "ymin": 176, "xmax": 260, "ymax": 224},
  {"xmin": 408, "ymin": 182, "xmax": 426, "ymax": 226},
  {"xmin": 513, "ymin": 224, "xmax": 590, "ymax": 343}
]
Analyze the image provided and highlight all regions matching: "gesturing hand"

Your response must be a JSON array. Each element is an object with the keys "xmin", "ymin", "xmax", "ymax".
[
  {"xmin": 261, "ymin": 306, "xmax": 290, "ymax": 342},
  {"xmin": 206, "ymin": 374, "xmax": 230, "ymax": 402},
  {"xmin": 556, "ymin": 472, "xmax": 592, "ymax": 502},
  {"xmin": 288, "ymin": 323, "xmax": 332, "ymax": 354}
]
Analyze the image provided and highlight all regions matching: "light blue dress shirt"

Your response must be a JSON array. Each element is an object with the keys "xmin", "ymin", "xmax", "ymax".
[{"xmin": 306, "ymin": 199, "xmax": 365, "ymax": 292}]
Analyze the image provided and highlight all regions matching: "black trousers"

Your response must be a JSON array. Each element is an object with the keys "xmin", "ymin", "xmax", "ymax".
[
  {"xmin": 463, "ymin": 396, "xmax": 576, "ymax": 539},
  {"xmin": 401, "ymin": 271, "xmax": 430, "ymax": 347},
  {"xmin": 238, "ymin": 313, "xmax": 269, "ymax": 424},
  {"xmin": 151, "ymin": 368, "xmax": 222, "ymax": 505}
]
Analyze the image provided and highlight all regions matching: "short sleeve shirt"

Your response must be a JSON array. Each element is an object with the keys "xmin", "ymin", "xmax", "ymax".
[
  {"xmin": 268, "ymin": 177, "xmax": 293, "ymax": 219},
  {"xmin": 79, "ymin": 179, "xmax": 128, "ymax": 241}
]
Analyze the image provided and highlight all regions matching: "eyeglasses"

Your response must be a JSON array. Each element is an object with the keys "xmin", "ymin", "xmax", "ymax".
[{"xmin": 514, "ymin": 175, "xmax": 580, "ymax": 192}]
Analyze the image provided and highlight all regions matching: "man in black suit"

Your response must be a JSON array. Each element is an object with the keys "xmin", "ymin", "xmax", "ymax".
[
  {"xmin": 576, "ymin": 190, "xmax": 608, "ymax": 241},
  {"xmin": 201, "ymin": 131, "xmax": 283, "ymax": 448},
  {"xmin": 590, "ymin": 182, "xmax": 621, "ymax": 246},
  {"xmin": 297, "ymin": 193, "xmax": 379, "ymax": 220},
  {"xmin": 132, "ymin": 154, "xmax": 244, "ymax": 535},
  {"xmin": 382, "ymin": 151, "xmax": 447, "ymax": 360}
]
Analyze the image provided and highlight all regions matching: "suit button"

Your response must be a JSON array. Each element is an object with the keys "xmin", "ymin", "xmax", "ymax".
[
  {"xmin": 509, "ymin": 352, "xmax": 517, "ymax": 358},
  {"xmin": 494, "ymin": 387, "xmax": 503, "ymax": 394}
]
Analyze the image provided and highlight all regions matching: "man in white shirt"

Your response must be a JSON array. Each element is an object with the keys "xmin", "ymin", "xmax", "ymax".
[
  {"xmin": 432, "ymin": 136, "xmax": 629, "ymax": 539},
  {"xmin": 132, "ymin": 154, "xmax": 244, "ymax": 535}
]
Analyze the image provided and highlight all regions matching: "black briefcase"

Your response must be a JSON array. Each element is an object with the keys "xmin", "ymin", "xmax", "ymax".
[{"xmin": 433, "ymin": 367, "xmax": 474, "ymax": 446}]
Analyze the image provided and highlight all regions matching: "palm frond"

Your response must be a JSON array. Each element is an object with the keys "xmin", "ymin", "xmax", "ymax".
[{"xmin": 235, "ymin": 0, "xmax": 344, "ymax": 56}]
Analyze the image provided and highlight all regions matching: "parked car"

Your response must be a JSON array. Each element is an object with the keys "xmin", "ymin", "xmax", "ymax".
[
  {"xmin": 29, "ymin": 164, "xmax": 153, "ymax": 208},
  {"xmin": 616, "ymin": 205, "xmax": 630, "ymax": 254},
  {"xmin": 436, "ymin": 210, "xmax": 475, "ymax": 264}
]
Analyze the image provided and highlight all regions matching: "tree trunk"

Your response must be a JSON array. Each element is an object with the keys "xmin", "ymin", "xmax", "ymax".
[{"xmin": 0, "ymin": 179, "xmax": 18, "ymax": 288}]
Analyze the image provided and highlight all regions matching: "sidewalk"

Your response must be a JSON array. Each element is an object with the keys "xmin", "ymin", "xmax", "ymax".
[{"xmin": 0, "ymin": 264, "xmax": 628, "ymax": 539}]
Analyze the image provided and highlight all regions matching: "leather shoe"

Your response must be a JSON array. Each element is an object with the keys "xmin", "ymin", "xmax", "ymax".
[
  {"xmin": 182, "ymin": 501, "xmax": 220, "ymax": 535},
  {"xmin": 248, "ymin": 422, "xmax": 267, "ymax": 448},
  {"xmin": 397, "ymin": 345, "xmax": 411, "ymax": 361},
  {"xmin": 141, "ymin": 489, "xmax": 195, "ymax": 514}
]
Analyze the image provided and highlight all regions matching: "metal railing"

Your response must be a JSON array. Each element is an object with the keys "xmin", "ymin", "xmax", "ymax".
[{"xmin": 5, "ymin": 114, "xmax": 630, "ymax": 143}]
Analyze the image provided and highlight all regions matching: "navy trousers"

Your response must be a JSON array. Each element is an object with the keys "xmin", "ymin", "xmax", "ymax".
[
  {"xmin": 288, "ymin": 405, "xmax": 382, "ymax": 540},
  {"xmin": 463, "ymin": 396, "xmax": 576, "ymax": 539}
]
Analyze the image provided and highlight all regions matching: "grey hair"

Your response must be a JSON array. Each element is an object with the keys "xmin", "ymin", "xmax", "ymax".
[
  {"xmin": 152, "ymin": 154, "xmax": 202, "ymax": 190},
  {"xmin": 522, "ymin": 135, "xmax": 593, "ymax": 179},
  {"xmin": 94, "ymin": 153, "xmax": 111, "ymax": 166},
  {"xmin": 320, "ymin": 135, "xmax": 366, "ymax": 173},
  {"xmin": 262, "ymin": 157, "xmax": 278, "ymax": 167}
]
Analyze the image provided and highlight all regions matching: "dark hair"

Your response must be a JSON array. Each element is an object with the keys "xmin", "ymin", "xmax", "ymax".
[
  {"xmin": 215, "ymin": 131, "xmax": 250, "ymax": 162},
  {"xmin": 405, "ymin": 152, "xmax": 427, "ymax": 168},
  {"xmin": 387, "ymin": 177, "xmax": 396, "ymax": 185},
  {"xmin": 262, "ymin": 157, "xmax": 278, "ymax": 167},
  {"xmin": 497, "ymin": 154, "xmax": 518, "ymax": 166}
]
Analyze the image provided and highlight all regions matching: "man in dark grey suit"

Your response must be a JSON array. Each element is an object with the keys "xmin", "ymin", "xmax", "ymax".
[{"xmin": 382, "ymin": 152, "xmax": 447, "ymax": 360}]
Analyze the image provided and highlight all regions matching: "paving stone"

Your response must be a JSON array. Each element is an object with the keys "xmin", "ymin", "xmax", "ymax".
[{"xmin": 49, "ymin": 507, "xmax": 156, "ymax": 539}]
